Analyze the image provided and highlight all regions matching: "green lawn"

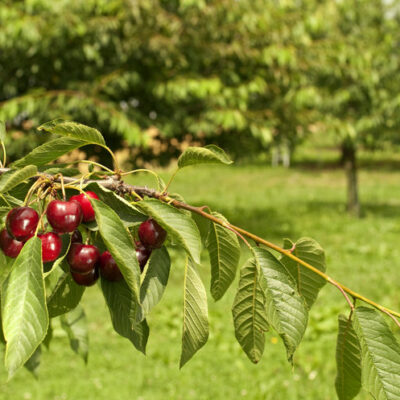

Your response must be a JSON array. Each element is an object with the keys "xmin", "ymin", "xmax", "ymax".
[{"xmin": 1, "ymin": 163, "xmax": 400, "ymax": 400}]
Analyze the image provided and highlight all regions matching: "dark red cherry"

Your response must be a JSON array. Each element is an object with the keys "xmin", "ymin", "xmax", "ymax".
[
  {"xmin": 70, "ymin": 191, "xmax": 99, "ymax": 222},
  {"xmin": 67, "ymin": 243, "xmax": 100, "ymax": 274},
  {"xmin": 71, "ymin": 230, "xmax": 83, "ymax": 243},
  {"xmin": 70, "ymin": 268, "xmax": 99, "ymax": 287},
  {"xmin": 99, "ymin": 251, "xmax": 123, "ymax": 281},
  {"xmin": 135, "ymin": 241, "xmax": 151, "ymax": 271},
  {"xmin": 38, "ymin": 232, "xmax": 62, "ymax": 263},
  {"xmin": 138, "ymin": 219, "xmax": 167, "ymax": 249},
  {"xmin": 6, "ymin": 207, "xmax": 39, "ymax": 241},
  {"xmin": 46, "ymin": 200, "xmax": 83, "ymax": 233},
  {"xmin": 0, "ymin": 228, "xmax": 24, "ymax": 258}
]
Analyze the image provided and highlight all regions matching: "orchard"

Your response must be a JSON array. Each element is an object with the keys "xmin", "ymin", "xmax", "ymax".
[{"xmin": 0, "ymin": 119, "xmax": 399, "ymax": 399}]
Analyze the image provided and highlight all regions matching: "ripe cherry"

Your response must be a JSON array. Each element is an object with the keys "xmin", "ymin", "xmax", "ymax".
[
  {"xmin": 0, "ymin": 228, "xmax": 24, "ymax": 258},
  {"xmin": 135, "ymin": 241, "xmax": 151, "ymax": 271},
  {"xmin": 71, "ymin": 230, "xmax": 83, "ymax": 243},
  {"xmin": 67, "ymin": 243, "xmax": 100, "ymax": 274},
  {"xmin": 71, "ymin": 268, "xmax": 99, "ymax": 287},
  {"xmin": 6, "ymin": 207, "xmax": 39, "ymax": 241},
  {"xmin": 70, "ymin": 191, "xmax": 99, "ymax": 222},
  {"xmin": 38, "ymin": 232, "xmax": 62, "ymax": 263},
  {"xmin": 46, "ymin": 200, "xmax": 83, "ymax": 233},
  {"xmin": 99, "ymin": 251, "xmax": 123, "ymax": 281},
  {"xmin": 138, "ymin": 219, "xmax": 167, "ymax": 249}
]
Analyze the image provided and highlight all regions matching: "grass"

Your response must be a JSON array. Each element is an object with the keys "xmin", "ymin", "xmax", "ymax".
[{"xmin": 1, "ymin": 162, "xmax": 400, "ymax": 399}]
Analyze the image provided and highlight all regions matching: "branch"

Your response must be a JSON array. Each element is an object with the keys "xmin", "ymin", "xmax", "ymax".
[{"xmin": 1, "ymin": 167, "xmax": 400, "ymax": 321}]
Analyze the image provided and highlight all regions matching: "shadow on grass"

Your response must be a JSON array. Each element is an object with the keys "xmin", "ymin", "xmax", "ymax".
[
  {"xmin": 292, "ymin": 158, "xmax": 400, "ymax": 172},
  {"xmin": 191, "ymin": 202, "xmax": 298, "ymax": 240},
  {"xmin": 285, "ymin": 199, "xmax": 400, "ymax": 219},
  {"xmin": 362, "ymin": 202, "xmax": 400, "ymax": 218}
]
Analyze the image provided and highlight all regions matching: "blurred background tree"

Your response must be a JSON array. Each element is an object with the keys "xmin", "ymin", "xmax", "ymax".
[
  {"xmin": 0, "ymin": 0, "xmax": 315, "ymax": 161},
  {"xmin": 308, "ymin": 0, "xmax": 400, "ymax": 216},
  {"xmin": 1, "ymin": 0, "xmax": 400, "ymax": 214}
]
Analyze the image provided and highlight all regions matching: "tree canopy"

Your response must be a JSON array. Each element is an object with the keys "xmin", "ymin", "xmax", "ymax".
[{"xmin": 1, "ymin": 0, "xmax": 399, "ymax": 169}]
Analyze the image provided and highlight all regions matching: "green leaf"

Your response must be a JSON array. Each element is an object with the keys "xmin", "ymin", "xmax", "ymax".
[
  {"xmin": 42, "ymin": 322, "xmax": 53, "ymax": 350},
  {"xmin": 335, "ymin": 315, "xmax": 362, "ymax": 400},
  {"xmin": 91, "ymin": 199, "xmax": 141, "ymax": 309},
  {"xmin": 24, "ymin": 346, "xmax": 41, "ymax": 378},
  {"xmin": 0, "ymin": 253, "xmax": 14, "ymax": 290},
  {"xmin": 0, "ymin": 165, "xmax": 37, "ymax": 194},
  {"xmin": 0, "ymin": 195, "xmax": 22, "ymax": 208},
  {"xmin": 178, "ymin": 145, "xmax": 232, "ymax": 168},
  {"xmin": 254, "ymin": 247, "xmax": 308, "ymax": 361},
  {"xmin": 180, "ymin": 258, "xmax": 209, "ymax": 368},
  {"xmin": 13, "ymin": 137, "xmax": 90, "ymax": 167},
  {"xmin": 39, "ymin": 165, "xmax": 80, "ymax": 177},
  {"xmin": 2, "ymin": 237, "xmax": 48, "ymax": 378},
  {"xmin": 8, "ymin": 182, "xmax": 31, "ymax": 202},
  {"xmin": 206, "ymin": 212, "xmax": 240, "ymax": 301},
  {"xmin": 353, "ymin": 307, "xmax": 400, "ymax": 400},
  {"xmin": 84, "ymin": 182, "xmax": 146, "ymax": 227},
  {"xmin": 136, "ymin": 199, "xmax": 201, "ymax": 264},
  {"xmin": 281, "ymin": 237, "xmax": 326, "ymax": 309},
  {"xmin": 232, "ymin": 258, "xmax": 269, "ymax": 363},
  {"xmin": 191, "ymin": 212, "xmax": 210, "ymax": 245},
  {"xmin": 0, "ymin": 206, "xmax": 11, "ymax": 219},
  {"xmin": 140, "ymin": 247, "xmax": 171, "ymax": 318},
  {"xmin": 38, "ymin": 120, "xmax": 105, "ymax": 146},
  {"xmin": 101, "ymin": 278, "xmax": 149, "ymax": 354},
  {"xmin": 0, "ymin": 308, "xmax": 4, "ymax": 344},
  {"xmin": 60, "ymin": 305, "xmax": 89, "ymax": 363},
  {"xmin": 0, "ymin": 120, "xmax": 6, "ymax": 141},
  {"xmin": 47, "ymin": 271, "xmax": 85, "ymax": 318}
]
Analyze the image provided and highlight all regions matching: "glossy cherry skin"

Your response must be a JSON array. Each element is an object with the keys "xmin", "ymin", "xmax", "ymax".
[
  {"xmin": 67, "ymin": 243, "xmax": 100, "ymax": 274},
  {"xmin": 99, "ymin": 251, "xmax": 123, "ymax": 281},
  {"xmin": 71, "ymin": 268, "xmax": 99, "ymax": 287},
  {"xmin": 70, "ymin": 191, "xmax": 99, "ymax": 222},
  {"xmin": 6, "ymin": 207, "xmax": 39, "ymax": 241},
  {"xmin": 46, "ymin": 200, "xmax": 83, "ymax": 233},
  {"xmin": 71, "ymin": 230, "xmax": 83, "ymax": 243},
  {"xmin": 38, "ymin": 232, "xmax": 62, "ymax": 263},
  {"xmin": 138, "ymin": 219, "xmax": 167, "ymax": 249},
  {"xmin": 135, "ymin": 241, "xmax": 151, "ymax": 271},
  {"xmin": 0, "ymin": 229, "xmax": 24, "ymax": 258}
]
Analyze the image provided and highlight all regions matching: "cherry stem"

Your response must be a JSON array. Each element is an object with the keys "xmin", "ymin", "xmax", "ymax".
[
  {"xmin": 23, "ymin": 178, "xmax": 45, "ymax": 206},
  {"xmin": 59, "ymin": 174, "xmax": 66, "ymax": 201},
  {"xmin": 34, "ymin": 208, "xmax": 48, "ymax": 236},
  {"xmin": 162, "ymin": 169, "xmax": 179, "ymax": 194}
]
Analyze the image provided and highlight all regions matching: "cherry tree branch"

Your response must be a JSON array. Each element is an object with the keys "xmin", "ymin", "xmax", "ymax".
[{"xmin": 1, "ymin": 167, "xmax": 400, "ymax": 320}]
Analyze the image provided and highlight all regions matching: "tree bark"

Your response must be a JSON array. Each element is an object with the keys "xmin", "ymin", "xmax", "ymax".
[{"xmin": 341, "ymin": 142, "xmax": 360, "ymax": 217}]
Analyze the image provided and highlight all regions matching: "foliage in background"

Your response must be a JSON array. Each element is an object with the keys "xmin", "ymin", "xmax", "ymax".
[
  {"xmin": 2, "ymin": 0, "xmax": 400, "ymax": 214},
  {"xmin": 0, "ymin": 0, "xmax": 332, "ymax": 163}
]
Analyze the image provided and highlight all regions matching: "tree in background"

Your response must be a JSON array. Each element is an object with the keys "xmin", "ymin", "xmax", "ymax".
[
  {"xmin": 308, "ymin": 0, "xmax": 400, "ymax": 216},
  {"xmin": 0, "ymin": 0, "xmax": 314, "ymax": 163}
]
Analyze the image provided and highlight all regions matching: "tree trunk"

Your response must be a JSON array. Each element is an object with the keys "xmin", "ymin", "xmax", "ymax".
[{"xmin": 341, "ymin": 142, "xmax": 360, "ymax": 217}]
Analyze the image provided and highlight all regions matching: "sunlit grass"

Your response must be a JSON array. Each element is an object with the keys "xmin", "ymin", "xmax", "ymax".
[{"xmin": 1, "ymin": 162, "xmax": 399, "ymax": 400}]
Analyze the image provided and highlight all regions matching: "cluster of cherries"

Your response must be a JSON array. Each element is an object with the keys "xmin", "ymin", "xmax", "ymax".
[{"xmin": 0, "ymin": 190, "xmax": 167, "ymax": 287}]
